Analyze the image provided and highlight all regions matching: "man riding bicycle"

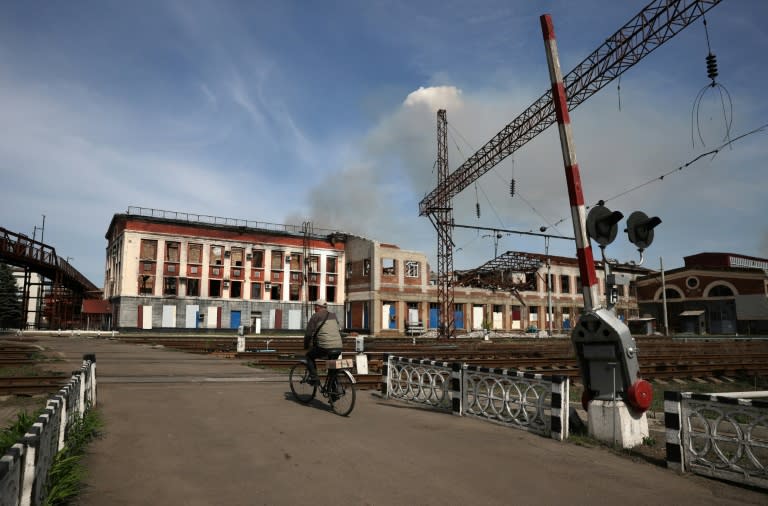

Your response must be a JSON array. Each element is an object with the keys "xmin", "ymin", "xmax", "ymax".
[{"xmin": 303, "ymin": 299, "xmax": 343, "ymax": 385}]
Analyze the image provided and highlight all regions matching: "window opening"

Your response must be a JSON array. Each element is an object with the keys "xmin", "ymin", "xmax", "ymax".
[
  {"xmin": 166, "ymin": 242, "xmax": 180, "ymax": 262},
  {"xmin": 209, "ymin": 279, "xmax": 222, "ymax": 297},
  {"xmin": 232, "ymin": 247, "xmax": 244, "ymax": 267},
  {"xmin": 188, "ymin": 243, "xmax": 202, "ymax": 264},
  {"xmin": 252, "ymin": 250, "xmax": 264, "ymax": 268},
  {"xmin": 211, "ymin": 245, "xmax": 223, "ymax": 266},
  {"xmin": 271, "ymin": 251, "xmax": 284, "ymax": 270},
  {"xmin": 230, "ymin": 281, "xmax": 242, "ymax": 298},
  {"xmin": 405, "ymin": 261, "xmax": 419, "ymax": 278},
  {"xmin": 164, "ymin": 277, "xmax": 177, "ymax": 296},
  {"xmin": 187, "ymin": 279, "xmax": 200, "ymax": 297}
]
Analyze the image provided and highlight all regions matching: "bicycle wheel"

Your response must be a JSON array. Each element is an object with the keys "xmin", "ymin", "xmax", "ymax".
[
  {"xmin": 289, "ymin": 362, "xmax": 317, "ymax": 404},
  {"xmin": 329, "ymin": 370, "xmax": 356, "ymax": 416}
]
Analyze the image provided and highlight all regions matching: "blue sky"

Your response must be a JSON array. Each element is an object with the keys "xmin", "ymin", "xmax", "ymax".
[{"xmin": 1, "ymin": 0, "xmax": 766, "ymax": 286}]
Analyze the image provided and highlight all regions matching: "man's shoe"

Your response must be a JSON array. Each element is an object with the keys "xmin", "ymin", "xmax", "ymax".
[{"xmin": 307, "ymin": 376, "xmax": 320, "ymax": 386}]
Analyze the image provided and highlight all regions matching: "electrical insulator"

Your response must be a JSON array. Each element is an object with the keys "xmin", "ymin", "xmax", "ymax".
[
  {"xmin": 706, "ymin": 52, "xmax": 718, "ymax": 82},
  {"xmin": 509, "ymin": 179, "xmax": 516, "ymax": 197},
  {"xmin": 476, "ymin": 203, "xmax": 481, "ymax": 219}
]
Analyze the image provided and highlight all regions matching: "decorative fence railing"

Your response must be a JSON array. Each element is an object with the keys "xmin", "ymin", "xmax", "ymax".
[
  {"xmin": 665, "ymin": 391, "xmax": 768, "ymax": 490},
  {"xmin": 384, "ymin": 355, "xmax": 569, "ymax": 440},
  {"xmin": 0, "ymin": 354, "xmax": 97, "ymax": 506}
]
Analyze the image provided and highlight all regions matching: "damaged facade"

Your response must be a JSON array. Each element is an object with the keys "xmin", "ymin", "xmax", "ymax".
[
  {"xmin": 104, "ymin": 209, "xmax": 345, "ymax": 331},
  {"xmin": 104, "ymin": 208, "xmax": 651, "ymax": 334},
  {"xmin": 344, "ymin": 240, "xmax": 649, "ymax": 336}
]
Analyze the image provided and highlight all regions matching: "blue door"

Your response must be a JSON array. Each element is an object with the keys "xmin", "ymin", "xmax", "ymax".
[
  {"xmin": 429, "ymin": 308, "xmax": 439, "ymax": 328},
  {"xmin": 389, "ymin": 305, "xmax": 396, "ymax": 329},
  {"xmin": 195, "ymin": 311, "xmax": 200, "ymax": 329},
  {"xmin": 454, "ymin": 310, "xmax": 464, "ymax": 330},
  {"xmin": 363, "ymin": 303, "xmax": 369, "ymax": 329},
  {"xmin": 230, "ymin": 310, "xmax": 241, "ymax": 329}
]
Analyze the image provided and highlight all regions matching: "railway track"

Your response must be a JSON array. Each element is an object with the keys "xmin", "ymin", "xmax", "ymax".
[
  {"xmin": 135, "ymin": 335, "xmax": 768, "ymax": 385},
  {"xmin": 0, "ymin": 376, "xmax": 69, "ymax": 395},
  {"xmin": 3, "ymin": 335, "xmax": 766, "ymax": 395}
]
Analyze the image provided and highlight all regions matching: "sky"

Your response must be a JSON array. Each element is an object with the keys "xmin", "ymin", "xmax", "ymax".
[{"xmin": 1, "ymin": 0, "xmax": 766, "ymax": 286}]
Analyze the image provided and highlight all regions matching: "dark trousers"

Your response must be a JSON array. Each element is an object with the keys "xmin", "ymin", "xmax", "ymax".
[{"xmin": 306, "ymin": 347, "xmax": 342, "ymax": 379}]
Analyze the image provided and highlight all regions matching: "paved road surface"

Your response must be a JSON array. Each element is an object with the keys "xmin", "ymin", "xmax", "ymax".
[{"xmin": 23, "ymin": 335, "xmax": 766, "ymax": 506}]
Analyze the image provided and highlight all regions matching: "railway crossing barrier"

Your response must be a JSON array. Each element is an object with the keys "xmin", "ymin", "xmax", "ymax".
[
  {"xmin": 383, "ymin": 355, "xmax": 569, "ymax": 441},
  {"xmin": 664, "ymin": 390, "xmax": 768, "ymax": 490}
]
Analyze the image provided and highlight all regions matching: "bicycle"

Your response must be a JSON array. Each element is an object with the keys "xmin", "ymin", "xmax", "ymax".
[{"xmin": 289, "ymin": 356, "xmax": 356, "ymax": 416}]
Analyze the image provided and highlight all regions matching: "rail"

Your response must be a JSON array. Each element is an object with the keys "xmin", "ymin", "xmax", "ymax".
[{"xmin": 125, "ymin": 206, "xmax": 342, "ymax": 239}]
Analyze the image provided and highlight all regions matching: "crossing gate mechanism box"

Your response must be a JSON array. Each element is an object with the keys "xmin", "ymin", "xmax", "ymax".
[{"xmin": 327, "ymin": 358, "xmax": 354, "ymax": 369}]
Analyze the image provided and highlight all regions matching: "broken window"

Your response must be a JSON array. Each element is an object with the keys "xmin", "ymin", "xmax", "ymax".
[
  {"xmin": 188, "ymin": 243, "xmax": 202, "ymax": 264},
  {"xmin": 209, "ymin": 279, "xmax": 222, "ymax": 297},
  {"xmin": 211, "ymin": 245, "xmax": 224, "ymax": 266},
  {"xmin": 308, "ymin": 255, "xmax": 319, "ymax": 273},
  {"xmin": 269, "ymin": 283, "xmax": 281, "ymax": 301},
  {"xmin": 289, "ymin": 283, "xmax": 300, "ymax": 301},
  {"xmin": 164, "ymin": 277, "xmax": 177, "ymax": 296},
  {"xmin": 230, "ymin": 281, "xmax": 242, "ymax": 298},
  {"xmin": 140, "ymin": 239, "xmax": 157, "ymax": 260},
  {"xmin": 252, "ymin": 249, "xmax": 264, "ymax": 268},
  {"xmin": 382, "ymin": 258, "xmax": 396, "ymax": 276},
  {"xmin": 405, "ymin": 261, "xmax": 419, "ymax": 278},
  {"xmin": 308, "ymin": 285, "xmax": 319, "ymax": 301},
  {"xmin": 251, "ymin": 282, "xmax": 262, "ymax": 299},
  {"xmin": 187, "ymin": 279, "xmax": 200, "ymax": 297},
  {"xmin": 363, "ymin": 259, "xmax": 370, "ymax": 276},
  {"xmin": 326, "ymin": 256, "xmax": 337, "ymax": 273},
  {"xmin": 231, "ymin": 247, "xmax": 244, "ymax": 267},
  {"xmin": 166, "ymin": 241, "xmax": 180, "ymax": 262},
  {"xmin": 560, "ymin": 275, "xmax": 570, "ymax": 294},
  {"xmin": 289, "ymin": 253, "xmax": 301, "ymax": 271},
  {"xmin": 138, "ymin": 275, "xmax": 155, "ymax": 295},
  {"xmin": 325, "ymin": 286, "xmax": 336, "ymax": 303},
  {"xmin": 271, "ymin": 251, "xmax": 284, "ymax": 270}
]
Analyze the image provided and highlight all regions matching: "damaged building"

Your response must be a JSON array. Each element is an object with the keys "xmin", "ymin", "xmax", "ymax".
[{"xmin": 104, "ymin": 207, "xmax": 650, "ymax": 335}]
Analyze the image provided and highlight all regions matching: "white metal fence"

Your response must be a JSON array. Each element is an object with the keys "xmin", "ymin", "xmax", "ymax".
[
  {"xmin": 665, "ymin": 390, "xmax": 768, "ymax": 489},
  {"xmin": 384, "ymin": 355, "xmax": 569, "ymax": 440},
  {"xmin": 0, "ymin": 354, "xmax": 97, "ymax": 506}
]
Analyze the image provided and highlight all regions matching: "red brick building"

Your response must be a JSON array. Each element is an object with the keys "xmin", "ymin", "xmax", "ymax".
[{"xmin": 635, "ymin": 252, "xmax": 768, "ymax": 335}]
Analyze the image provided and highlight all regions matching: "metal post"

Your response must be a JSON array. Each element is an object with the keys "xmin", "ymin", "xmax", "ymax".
[
  {"xmin": 610, "ymin": 362, "xmax": 617, "ymax": 447},
  {"xmin": 660, "ymin": 257, "xmax": 669, "ymax": 336},
  {"xmin": 540, "ymin": 15, "xmax": 599, "ymax": 312},
  {"xmin": 545, "ymin": 236, "xmax": 553, "ymax": 337}
]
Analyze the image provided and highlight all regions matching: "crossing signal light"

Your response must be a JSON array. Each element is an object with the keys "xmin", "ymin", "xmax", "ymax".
[
  {"xmin": 625, "ymin": 211, "xmax": 661, "ymax": 250},
  {"xmin": 586, "ymin": 205, "xmax": 624, "ymax": 247}
]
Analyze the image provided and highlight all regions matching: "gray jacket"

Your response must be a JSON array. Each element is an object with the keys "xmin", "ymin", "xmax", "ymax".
[{"xmin": 304, "ymin": 309, "xmax": 343, "ymax": 349}]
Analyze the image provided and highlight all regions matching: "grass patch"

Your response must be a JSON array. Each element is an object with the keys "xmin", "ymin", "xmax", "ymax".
[
  {"xmin": 44, "ymin": 408, "xmax": 103, "ymax": 506},
  {"xmin": 0, "ymin": 409, "xmax": 44, "ymax": 454}
]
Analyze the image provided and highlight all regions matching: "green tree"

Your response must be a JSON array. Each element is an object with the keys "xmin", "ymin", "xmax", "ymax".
[{"xmin": 0, "ymin": 263, "xmax": 23, "ymax": 329}]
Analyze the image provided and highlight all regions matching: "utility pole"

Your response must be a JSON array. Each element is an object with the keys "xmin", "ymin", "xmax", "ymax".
[
  {"xmin": 544, "ymin": 236, "xmax": 553, "ymax": 337},
  {"xmin": 660, "ymin": 256, "xmax": 669, "ymax": 335}
]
